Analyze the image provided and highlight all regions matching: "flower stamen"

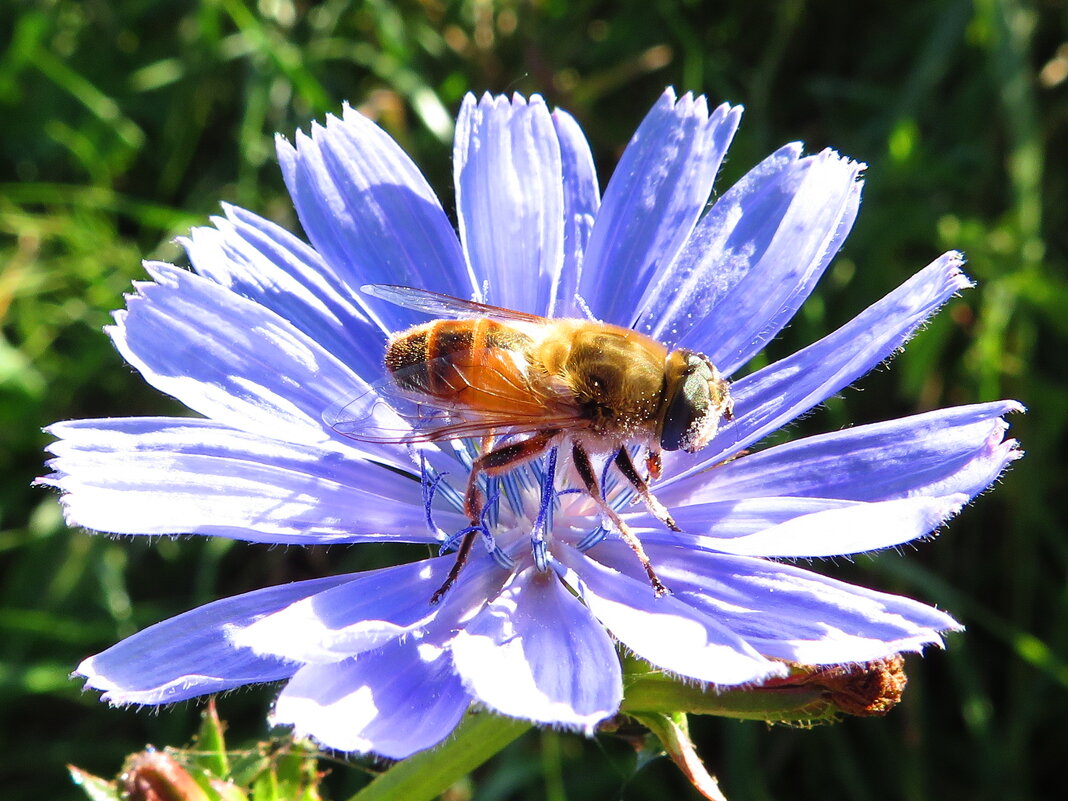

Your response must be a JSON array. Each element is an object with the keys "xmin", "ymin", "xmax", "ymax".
[
  {"xmin": 530, "ymin": 447, "xmax": 559, "ymax": 572},
  {"xmin": 439, "ymin": 487, "xmax": 513, "ymax": 570},
  {"xmin": 576, "ymin": 525, "xmax": 609, "ymax": 552},
  {"xmin": 419, "ymin": 455, "xmax": 449, "ymax": 542}
]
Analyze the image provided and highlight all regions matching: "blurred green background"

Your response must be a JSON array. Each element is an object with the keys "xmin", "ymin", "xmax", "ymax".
[{"xmin": 2, "ymin": 0, "xmax": 1065, "ymax": 799}]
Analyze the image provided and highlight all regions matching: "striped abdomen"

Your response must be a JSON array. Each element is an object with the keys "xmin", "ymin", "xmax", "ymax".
[{"xmin": 384, "ymin": 318, "xmax": 537, "ymax": 414}]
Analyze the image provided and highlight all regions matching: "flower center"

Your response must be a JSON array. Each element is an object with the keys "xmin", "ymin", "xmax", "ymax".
[{"xmin": 421, "ymin": 442, "xmax": 641, "ymax": 574}]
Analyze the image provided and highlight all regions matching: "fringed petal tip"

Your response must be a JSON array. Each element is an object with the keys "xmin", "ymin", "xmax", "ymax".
[
  {"xmin": 940, "ymin": 250, "xmax": 974, "ymax": 290},
  {"xmin": 900, "ymin": 251, "xmax": 971, "ymax": 295},
  {"xmin": 1001, "ymin": 399, "xmax": 1027, "ymax": 416},
  {"xmin": 578, "ymin": 86, "xmax": 742, "ymax": 325},
  {"xmin": 68, "ymin": 576, "xmax": 355, "ymax": 707},
  {"xmin": 814, "ymin": 146, "xmax": 868, "ymax": 175},
  {"xmin": 273, "ymin": 108, "xmax": 343, "ymax": 146},
  {"xmin": 655, "ymin": 85, "xmax": 743, "ymax": 120},
  {"xmin": 72, "ymin": 657, "xmax": 215, "ymax": 708},
  {"xmin": 462, "ymin": 90, "xmax": 549, "ymax": 110},
  {"xmin": 73, "ymin": 658, "xmax": 134, "ymax": 706}
]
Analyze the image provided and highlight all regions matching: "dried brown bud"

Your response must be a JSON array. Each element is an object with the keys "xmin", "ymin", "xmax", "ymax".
[{"xmin": 762, "ymin": 655, "xmax": 908, "ymax": 718}]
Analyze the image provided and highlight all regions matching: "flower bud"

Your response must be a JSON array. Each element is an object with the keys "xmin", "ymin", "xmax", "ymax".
[{"xmin": 121, "ymin": 749, "xmax": 210, "ymax": 801}]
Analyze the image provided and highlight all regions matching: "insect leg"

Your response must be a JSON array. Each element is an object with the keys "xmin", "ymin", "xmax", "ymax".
[
  {"xmin": 462, "ymin": 430, "xmax": 557, "ymax": 521},
  {"xmin": 430, "ymin": 528, "xmax": 478, "ymax": 605},
  {"xmin": 432, "ymin": 431, "xmax": 558, "ymax": 604},
  {"xmin": 572, "ymin": 444, "xmax": 669, "ymax": 597},
  {"xmin": 614, "ymin": 448, "xmax": 681, "ymax": 532}
]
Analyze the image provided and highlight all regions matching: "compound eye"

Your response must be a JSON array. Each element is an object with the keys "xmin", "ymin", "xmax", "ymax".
[
  {"xmin": 659, "ymin": 360, "xmax": 712, "ymax": 452},
  {"xmin": 659, "ymin": 352, "xmax": 732, "ymax": 453}
]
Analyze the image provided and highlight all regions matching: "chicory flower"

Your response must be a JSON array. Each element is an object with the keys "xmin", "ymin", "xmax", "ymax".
[{"xmin": 42, "ymin": 89, "xmax": 1021, "ymax": 759}]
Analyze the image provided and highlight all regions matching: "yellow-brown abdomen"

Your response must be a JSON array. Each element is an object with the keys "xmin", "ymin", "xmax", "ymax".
[{"xmin": 385, "ymin": 318, "xmax": 535, "ymax": 413}]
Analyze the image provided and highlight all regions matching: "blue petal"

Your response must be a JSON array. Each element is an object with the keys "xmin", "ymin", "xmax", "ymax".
[
  {"xmin": 272, "ymin": 639, "xmax": 470, "ymax": 758},
  {"xmin": 108, "ymin": 263, "xmax": 386, "ymax": 454},
  {"xmin": 182, "ymin": 204, "xmax": 385, "ymax": 381},
  {"xmin": 558, "ymin": 546, "xmax": 784, "ymax": 686},
  {"xmin": 578, "ymin": 89, "xmax": 742, "ymax": 326},
  {"xmin": 664, "ymin": 400, "xmax": 1023, "ymax": 507},
  {"xmin": 646, "ymin": 494, "xmax": 969, "ymax": 557},
  {"xmin": 666, "ymin": 251, "xmax": 974, "ymax": 484},
  {"xmin": 232, "ymin": 556, "xmax": 505, "ymax": 663},
  {"xmin": 640, "ymin": 543, "xmax": 960, "ymax": 664},
  {"xmin": 450, "ymin": 568, "xmax": 621, "ymax": 731},
  {"xmin": 548, "ymin": 107, "xmax": 599, "ymax": 317},
  {"xmin": 635, "ymin": 147, "xmax": 863, "ymax": 371},
  {"xmin": 629, "ymin": 496, "xmax": 853, "ymax": 541},
  {"xmin": 41, "ymin": 418, "xmax": 449, "ymax": 544},
  {"xmin": 454, "ymin": 93, "xmax": 564, "ymax": 315},
  {"xmin": 277, "ymin": 106, "xmax": 473, "ymax": 332},
  {"xmin": 75, "ymin": 575, "xmax": 353, "ymax": 705}
]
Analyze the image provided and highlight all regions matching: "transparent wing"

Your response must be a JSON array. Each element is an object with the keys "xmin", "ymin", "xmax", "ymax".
[
  {"xmin": 324, "ymin": 351, "xmax": 587, "ymax": 445},
  {"xmin": 361, "ymin": 284, "xmax": 547, "ymax": 323},
  {"xmin": 323, "ymin": 383, "xmax": 455, "ymax": 444}
]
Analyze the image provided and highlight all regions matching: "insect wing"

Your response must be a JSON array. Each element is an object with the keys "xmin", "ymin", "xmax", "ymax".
[
  {"xmin": 323, "ymin": 381, "xmax": 457, "ymax": 444},
  {"xmin": 361, "ymin": 284, "xmax": 546, "ymax": 323}
]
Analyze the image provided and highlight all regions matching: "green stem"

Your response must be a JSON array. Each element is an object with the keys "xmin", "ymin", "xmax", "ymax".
[
  {"xmin": 631, "ymin": 712, "xmax": 728, "ymax": 801},
  {"xmin": 347, "ymin": 713, "xmax": 531, "ymax": 801}
]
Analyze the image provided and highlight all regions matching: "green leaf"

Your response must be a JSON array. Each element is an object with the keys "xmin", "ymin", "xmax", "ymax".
[
  {"xmin": 250, "ymin": 766, "xmax": 280, "ymax": 801},
  {"xmin": 68, "ymin": 766, "xmax": 121, "ymax": 801},
  {"xmin": 193, "ymin": 698, "xmax": 230, "ymax": 779}
]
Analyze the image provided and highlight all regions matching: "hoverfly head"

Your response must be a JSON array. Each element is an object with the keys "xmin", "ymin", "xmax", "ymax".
[{"xmin": 658, "ymin": 350, "xmax": 733, "ymax": 453}]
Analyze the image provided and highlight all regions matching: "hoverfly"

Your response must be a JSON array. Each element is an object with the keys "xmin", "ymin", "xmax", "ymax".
[{"xmin": 328, "ymin": 285, "xmax": 734, "ymax": 602}]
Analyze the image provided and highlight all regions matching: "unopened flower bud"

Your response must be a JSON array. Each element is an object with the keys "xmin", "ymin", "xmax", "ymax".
[{"xmin": 121, "ymin": 749, "xmax": 210, "ymax": 801}]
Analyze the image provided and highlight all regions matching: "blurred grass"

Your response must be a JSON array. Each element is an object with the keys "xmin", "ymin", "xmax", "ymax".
[{"xmin": 1, "ymin": 0, "xmax": 1065, "ymax": 799}]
